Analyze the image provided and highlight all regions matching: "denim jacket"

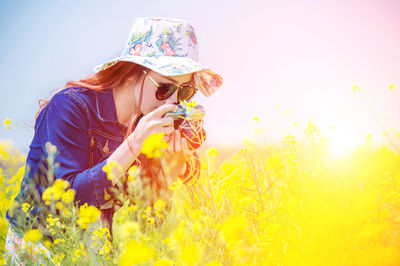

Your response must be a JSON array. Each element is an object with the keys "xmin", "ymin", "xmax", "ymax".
[{"xmin": 6, "ymin": 86, "xmax": 129, "ymax": 230}]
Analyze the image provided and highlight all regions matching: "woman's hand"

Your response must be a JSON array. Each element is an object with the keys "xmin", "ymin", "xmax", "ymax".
[{"xmin": 127, "ymin": 104, "xmax": 177, "ymax": 157}]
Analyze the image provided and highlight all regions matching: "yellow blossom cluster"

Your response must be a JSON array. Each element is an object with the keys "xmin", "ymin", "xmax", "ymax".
[
  {"xmin": 141, "ymin": 132, "xmax": 169, "ymax": 158},
  {"xmin": 92, "ymin": 226, "xmax": 112, "ymax": 258},
  {"xmin": 2, "ymin": 108, "xmax": 400, "ymax": 265},
  {"xmin": 3, "ymin": 118, "xmax": 12, "ymax": 130},
  {"xmin": 22, "ymin": 202, "xmax": 31, "ymax": 213},
  {"xmin": 119, "ymin": 240, "xmax": 156, "ymax": 265},
  {"xmin": 24, "ymin": 229, "xmax": 43, "ymax": 243},
  {"xmin": 72, "ymin": 243, "xmax": 86, "ymax": 263},
  {"xmin": 142, "ymin": 206, "xmax": 155, "ymax": 225},
  {"xmin": 180, "ymin": 99, "xmax": 197, "ymax": 113},
  {"xmin": 52, "ymin": 253, "xmax": 65, "ymax": 265},
  {"xmin": 0, "ymin": 143, "xmax": 25, "ymax": 251},
  {"xmin": 42, "ymin": 179, "xmax": 75, "ymax": 207},
  {"xmin": 102, "ymin": 160, "xmax": 123, "ymax": 181},
  {"xmin": 153, "ymin": 200, "xmax": 167, "ymax": 218},
  {"xmin": 76, "ymin": 203, "xmax": 101, "ymax": 229}
]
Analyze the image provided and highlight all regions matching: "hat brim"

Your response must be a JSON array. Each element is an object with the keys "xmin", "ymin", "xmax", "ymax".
[{"xmin": 93, "ymin": 55, "xmax": 222, "ymax": 97}]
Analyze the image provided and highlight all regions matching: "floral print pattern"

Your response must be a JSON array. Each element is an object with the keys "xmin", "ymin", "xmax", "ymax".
[{"xmin": 94, "ymin": 17, "xmax": 222, "ymax": 97}]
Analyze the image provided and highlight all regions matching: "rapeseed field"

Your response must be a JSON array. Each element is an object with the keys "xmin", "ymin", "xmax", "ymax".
[{"xmin": 1, "ymin": 87, "xmax": 400, "ymax": 265}]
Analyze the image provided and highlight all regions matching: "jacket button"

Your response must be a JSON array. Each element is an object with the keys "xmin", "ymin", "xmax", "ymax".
[
  {"xmin": 103, "ymin": 140, "xmax": 109, "ymax": 153},
  {"xmin": 91, "ymin": 136, "xmax": 95, "ymax": 147}
]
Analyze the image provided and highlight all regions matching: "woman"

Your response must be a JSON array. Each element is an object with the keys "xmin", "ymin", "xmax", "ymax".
[{"xmin": 5, "ymin": 17, "xmax": 222, "ymax": 261}]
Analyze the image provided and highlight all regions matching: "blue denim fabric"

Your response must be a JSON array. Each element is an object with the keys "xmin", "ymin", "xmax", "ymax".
[{"xmin": 6, "ymin": 87, "xmax": 128, "ymax": 229}]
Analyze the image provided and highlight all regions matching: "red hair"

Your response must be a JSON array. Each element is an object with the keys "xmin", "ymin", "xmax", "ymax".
[
  {"xmin": 36, "ymin": 61, "xmax": 199, "ymax": 194},
  {"xmin": 36, "ymin": 61, "xmax": 147, "ymax": 138}
]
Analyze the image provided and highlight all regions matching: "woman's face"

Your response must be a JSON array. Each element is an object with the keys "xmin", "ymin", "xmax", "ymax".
[{"xmin": 136, "ymin": 71, "xmax": 193, "ymax": 115}]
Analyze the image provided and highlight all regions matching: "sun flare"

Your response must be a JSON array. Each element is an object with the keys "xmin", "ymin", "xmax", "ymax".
[{"xmin": 327, "ymin": 127, "xmax": 365, "ymax": 156}]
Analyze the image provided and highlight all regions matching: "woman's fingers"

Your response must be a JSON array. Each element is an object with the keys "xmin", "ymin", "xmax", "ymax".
[
  {"xmin": 167, "ymin": 131, "xmax": 176, "ymax": 152},
  {"xmin": 148, "ymin": 104, "xmax": 177, "ymax": 119},
  {"xmin": 150, "ymin": 116, "xmax": 174, "ymax": 128},
  {"xmin": 166, "ymin": 130, "xmax": 182, "ymax": 153},
  {"xmin": 160, "ymin": 126, "xmax": 175, "ymax": 136},
  {"xmin": 181, "ymin": 137, "xmax": 190, "ymax": 153},
  {"xmin": 165, "ymin": 130, "xmax": 191, "ymax": 154},
  {"xmin": 130, "ymin": 104, "xmax": 178, "ymax": 154}
]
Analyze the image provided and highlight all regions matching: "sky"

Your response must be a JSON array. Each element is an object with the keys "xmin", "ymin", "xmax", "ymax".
[{"xmin": 1, "ymin": 0, "xmax": 400, "ymax": 154}]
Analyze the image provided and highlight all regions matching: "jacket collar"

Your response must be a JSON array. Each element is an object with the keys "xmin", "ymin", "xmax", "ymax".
[{"xmin": 95, "ymin": 89, "xmax": 120, "ymax": 123}]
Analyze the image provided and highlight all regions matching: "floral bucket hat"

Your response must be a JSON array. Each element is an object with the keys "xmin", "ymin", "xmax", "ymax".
[{"xmin": 94, "ymin": 17, "xmax": 223, "ymax": 97}]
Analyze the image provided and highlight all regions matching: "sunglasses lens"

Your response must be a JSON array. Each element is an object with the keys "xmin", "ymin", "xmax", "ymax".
[
  {"xmin": 178, "ymin": 86, "xmax": 197, "ymax": 102},
  {"xmin": 156, "ymin": 84, "xmax": 177, "ymax": 100},
  {"xmin": 155, "ymin": 82, "xmax": 197, "ymax": 102}
]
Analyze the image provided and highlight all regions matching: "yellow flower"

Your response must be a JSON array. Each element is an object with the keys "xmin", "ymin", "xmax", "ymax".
[
  {"xmin": 102, "ymin": 160, "xmax": 123, "ymax": 180},
  {"xmin": 24, "ymin": 229, "xmax": 43, "ymax": 243},
  {"xmin": 3, "ymin": 118, "xmax": 12, "ymax": 130},
  {"xmin": 267, "ymin": 155, "xmax": 284, "ymax": 171},
  {"xmin": 119, "ymin": 240, "xmax": 156, "ymax": 265},
  {"xmin": 389, "ymin": 83, "xmax": 395, "ymax": 90},
  {"xmin": 207, "ymin": 147, "xmax": 218, "ymax": 157},
  {"xmin": 0, "ymin": 168, "xmax": 3, "ymax": 186},
  {"xmin": 220, "ymin": 216, "xmax": 248, "ymax": 250},
  {"xmin": 181, "ymin": 100, "xmax": 197, "ymax": 112},
  {"xmin": 42, "ymin": 187, "xmax": 54, "ymax": 205},
  {"xmin": 22, "ymin": 203, "xmax": 31, "ymax": 213},
  {"xmin": 74, "ymin": 249, "xmax": 81, "ymax": 258},
  {"xmin": 304, "ymin": 121, "xmax": 319, "ymax": 137},
  {"xmin": 100, "ymin": 240, "xmax": 112, "ymax": 255},
  {"xmin": 77, "ymin": 203, "xmax": 101, "ymax": 229},
  {"xmin": 154, "ymin": 200, "xmax": 166, "ymax": 210},
  {"xmin": 141, "ymin": 133, "xmax": 169, "ymax": 158},
  {"xmin": 128, "ymin": 205, "xmax": 137, "ymax": 213},
  {"xmin": 352, "ymin": 84, "xmax": 361, "ymax": 92},
  {"xmin": 179, "ymin": 241, "xmax": 201, "ymax": 264},
  {"xmin": 127, "ymin": 165, "xmax": 139, "ymax": 181},
  {"xmin": 283, "ymin": 134, "xmax": 297, "ymax": 144},
  {"xmin": 116, "ymin": 221, "xmax": 140, "ymax": 241},
  {"xmin": 61, "ymin": 188, "xmax": 75, "ymax": 204},
  {"xmin": 154, "ymin": 258, "xmax": 174, "ymax": 266},
  {"xmin": 54, "ymin": 238, "xmax": 65, "ymax": 245},
  {"xmin": 205, "ymin": 260, "xmax": 222, "ymax": 266},
  {"xmin": 168, "ymin": 178, "xmax": 183, "ymax": 191},
  {"xmin": 53, "ymin": 253, "xmax": 65, "ymax": 265},
  {"xmin": 72, "ymin": 243, "xmax": 86, "ymax": 262},
  {"xmin": 147, "ymin": 216, "xmax": 155, "ymax": 225},
  {"xmin": 61, "ymin": 207, "xmax": 71, "ymax": 217},
  {"xmin": 44, "ymin": 240, "xmax": 52, "ymax": 249},
  {"xmin": 154, "ymin": 200, "xmax": 167, "ymax": 218},
  {"xmin": 55, "ymin": 201, "xmax": 64, "ymax": 210},
  {"xmin": 46, "ymin": 214, "xmax": 59, "ymax": 226},
  {"xmin": 53, "ymin": 179, "xmax": 69, "ymax": 200},
  {"xmin": 42, "ymin": 179, "xmax": 70, "ymax": 203}
]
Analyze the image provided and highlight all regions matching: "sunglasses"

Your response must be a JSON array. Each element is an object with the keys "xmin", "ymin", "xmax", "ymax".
[{"xmin": 143, "ymin": 70, "xmax": 198, "ymax": 102}]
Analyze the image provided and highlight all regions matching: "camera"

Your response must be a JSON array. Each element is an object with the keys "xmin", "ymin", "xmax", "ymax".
[{"xmin": 165, "ymin": 103, "xmax": 206, "ymax": 150}]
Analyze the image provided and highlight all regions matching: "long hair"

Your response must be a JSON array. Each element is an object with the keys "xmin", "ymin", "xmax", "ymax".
[
  {"xmin": 36, "ymin": 61, "xmax": 199, "ymax": 195},
  {"xmin": 36, "ymin": 61, "xmax": 147, "ymax": 138}
]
